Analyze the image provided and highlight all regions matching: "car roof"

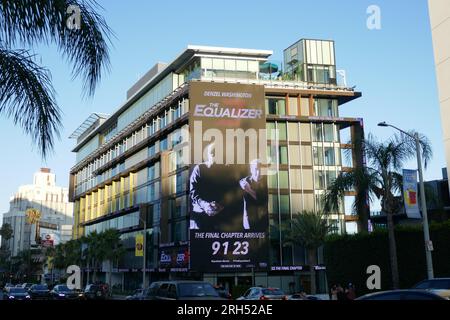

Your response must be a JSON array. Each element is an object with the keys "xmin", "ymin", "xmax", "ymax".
[
  {"xmin": 416, "ymin": 278, "xmax": 450, "ymax": 282},
  {"xmin": 153, "ymin": 280, "xmax": 212, "ymax": 285},
  {"xmin": 358, "ymin": 289, "xmax": 444, "ymax": 299}
]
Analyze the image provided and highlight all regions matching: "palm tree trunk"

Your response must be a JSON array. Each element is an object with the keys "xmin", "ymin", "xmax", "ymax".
[
  {"xmin": 357, "ymin": 200, "xmax": 370, "ymax": 232},
  {"xmin": 93, "ymin": 259, "xmax": 97, "ymax": 282},
  {"xmin": 108, "ymin": 260, "xmax": 112, "ymax": 297},
  {"xmin": 386, "ymin": 212, "xmax": 400, "ymax": 289},
  {"xmin": 308, "ymin": 249, "xmax": 317, "ymax": 295}
]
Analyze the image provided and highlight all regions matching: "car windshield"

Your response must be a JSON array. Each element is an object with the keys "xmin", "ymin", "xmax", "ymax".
[
  {"xmin": 414, "ymin": 279, "xmax": 450, "ymax": 289},
  {"xmin": 262, "ymin": 288, "xmax": 285, "ymax": 295},
  {"xmin": 178, "ymin": 283, "xmax": 219, "ymax": 297},
  {"xmin": 33, "ymin": 285, "xmax": 48, "ymax": 290},
  {"xmin": 57, "ymin": 285, "xmax": 72, "ymax": 292},
  {"xmin": 10, "ymin": 288, "xmax": 27, "ymax": 293}
]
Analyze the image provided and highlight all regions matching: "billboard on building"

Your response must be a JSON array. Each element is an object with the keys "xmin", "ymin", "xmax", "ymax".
[
  {"xmin": 188, "ymin": 82, "xmax": 269, "ymax": 272},
  {"xmin": 159, "ymin": 242, "xmax": 189, "ymax": 272},
  {"xmin": 39, "ymin": 226, "xmax": 60, "ymax": 247},
  {"xmin": 402, "ymin": 169, "xmax": 421, "ymax": 219}
]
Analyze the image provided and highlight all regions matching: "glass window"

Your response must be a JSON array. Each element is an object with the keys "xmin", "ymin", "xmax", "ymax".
[
  {"xmin": 212, "ymin": 58, "xmax": 224, "ymax": 70},
  {"xmin": 266, "ymin": 122, "xmax": 276, "ymax": 140},
  {"xmin": 279, "ymin": 171, "xmax": 289, "ymax": 189},
  {"xmin": 279, "ymin": 195, "xmax": 290, "ymax": 215},
  {"xmin": 315, "ymin": 171, "xmax": 326, "ymax": 190},
  {"xmin": 291, "ymin": 193, "xmax": 302, "ymax": 213},
  {"xmin": 288, "ymin": 97, "xmax": 298, "ymax": 116},
  {"xmin": 201, "ymin": 58, "xmax": 212, "ymax": 69},
  {"xmin": 268, "ymin": 173, "xmax": 278, "ymax": 189},
  {"xmin": 315, "ymin": 99, "xmax": 338, "ymax": 117},
  {"xmin": 301, "ymin": 98, "xmax": 310, "ymax": 116},
  {"xmin": 324, "ymin": 147, "xmax": 335, "ymax": 166},
  {"xmin": 324, "ymin": 124, "xmax": 334, "ymax": 142},
  {"xmin": 268, "ymin": 194, "xmax": 279, "ymax": 214},
  {"xmin": 279, "ymin": 146, "xmax": 288, "ymax": 164},
  {"xmin": 277, "ymin": 123, "xmax": 287, "ymax": 141},
  {"xmin": 287, "ymin": 123, "xmax": 299, "ymax": 141},
  {"xmin": 265, "ymin": 97, "xmax": 286, "ymax": 115},
  {"xmin": 290, "ymin": 169, "xmax": 302, "ymax": 190},
  {"xmin": 313, "ymin": 124, "xmax": 322, "ymax": 142},
  {"xmin": 302, "ymin": 146, "xmax": 313, "ymax": 166},
  {"xmin": 288, "ymin": 145, "xmax": 301, "ymax": 166},
  {"xmin": 236, "ymin": 60, "xmax": 247, "ymax": 71},
  {"xmin": 300, "ymin": 123, "xmax": 311, "ymax": 141},
  {"xmin": 313, "ymin": 147, "xmax": 323, "ymax": 166},
  {"xmin": 224, "ymin": 59, "xmax": 236, "ymax": 71},
  {"xmin": 326, "ymin": 171, "xmax": 337, "ymax": 188},
  {"xmin": 160, "ymin": 138, "xmax": 168, "ymax": 151}
]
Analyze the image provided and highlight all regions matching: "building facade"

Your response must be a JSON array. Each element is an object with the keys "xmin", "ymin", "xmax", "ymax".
[
  {"xmin": 429, "ymin": 0, "xmax": 450, "ymax": 193},
  {"xmin": 2, "ymin": 168, "xmax": 74, "ymax": 257},
  {"xmin": 69, "ymin": 40, "xmax": 364, "ymax": 292}
]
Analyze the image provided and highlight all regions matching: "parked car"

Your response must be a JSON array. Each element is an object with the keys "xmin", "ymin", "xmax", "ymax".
[
  {"xmin": 3, "ymin": 287, "xmax": 31, "ymax": 300},
  {"xmin": 50, "ymin": 284, "xmax": 79, "ymax": 300},
  {"xmin": 214, "ymin": 286, "xmax": 232, "ymax": 300},
  {"xmin": 145, "ymin": 281, "xmax": 225, "ymax": 300},
  {"xmin": 412, "ymin": 278, "xmax": 450, "ymax": 299},
  {"xmin": 3, "ymin": 283, "xmax": 14, "ymax": 290},
  {"xmin": 287, "ymin": 293, "xmax": 322, "ymax": 300},
  {"xmin": 21, "ymin": 283, "xmax": 34, "ymax": 290},
  {"xmin": 28, "ymin": 284, "xmax": 50, "ymax": 300},
  {"xmin": 356, "ymin": 289, "xmax": 447, "ymax": 300},
  {"xmin": 83, "ymin": 284, "xmax": 108, "ymax": 300},
  {"xmin": 126, "ymin": 288, "xmax": 145, "ymax": 300},
  {"xmin": 237, "ymin": 287, "xmax": 287, "ymax": 300}
]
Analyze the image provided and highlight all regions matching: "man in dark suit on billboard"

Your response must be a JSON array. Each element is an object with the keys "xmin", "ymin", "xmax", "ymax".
[
  {"xmin": 239, "ymin": 159, "xmax": 267, "ymax": 231},
  {"xmin": 190, "ymin": 143, "xmax": 246, "ymax": 231}
]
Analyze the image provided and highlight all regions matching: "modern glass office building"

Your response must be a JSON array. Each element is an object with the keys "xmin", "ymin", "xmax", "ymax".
[{"xmin": 69, "ymin": 39, "xmax": 364, "ymax": 292}]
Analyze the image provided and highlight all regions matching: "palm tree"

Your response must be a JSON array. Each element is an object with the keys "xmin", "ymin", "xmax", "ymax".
[
  {"xmin": 0, "ymin": 223, "xmax": 13, "ymax": 243},
  {"xmin": 0, "ymin": 0, "xmax": 112, "ymax": 157},
  {"xmin": 324, "ymin": 132, "xmax": 432, "ymax": 289},
  {"xmin": 284, "ymin": 211, "xmax": 333, "ymax": 295},
  {"xmin": 100, "ymin": 229, "xmax": 125, "ymax": 295},
  {"xmin": 85, "ymin": 231, "xmax": 102, "ymax": 282}
]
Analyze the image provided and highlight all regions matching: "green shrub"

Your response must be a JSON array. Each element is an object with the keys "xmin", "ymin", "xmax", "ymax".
[{"xmin": 324, "ymin": 222, "xmax": 450, "ymax": 296}]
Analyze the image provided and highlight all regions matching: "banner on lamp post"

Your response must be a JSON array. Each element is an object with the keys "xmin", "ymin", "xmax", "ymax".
[
  {"xmin": 402, "ymin": 169, "xmax": 421, "ymax": 219},
  {"xmin": 135, "ymin": 234, "xmax": 144, "ymax": 257}
]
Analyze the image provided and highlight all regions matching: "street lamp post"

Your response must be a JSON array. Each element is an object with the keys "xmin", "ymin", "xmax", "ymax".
[{"xmin": 378, "ymin": 121, "xmax": 434, "ymax": 279}]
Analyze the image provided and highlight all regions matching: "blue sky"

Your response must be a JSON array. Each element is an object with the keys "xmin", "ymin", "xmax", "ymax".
[{"xmin": 0, "ymin": 0, "xmax": 444, "ymax": 217}]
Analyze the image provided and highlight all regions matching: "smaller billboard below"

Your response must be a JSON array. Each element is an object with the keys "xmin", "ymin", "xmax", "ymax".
[{"xmin": 159, "ymin": 245, "xmax": 189, "ymax": 271}]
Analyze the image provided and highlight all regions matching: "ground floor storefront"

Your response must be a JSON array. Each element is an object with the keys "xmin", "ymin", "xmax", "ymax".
[{"xmin": 107, "ymin": 269, "xmax": 328, "ymax": 297}]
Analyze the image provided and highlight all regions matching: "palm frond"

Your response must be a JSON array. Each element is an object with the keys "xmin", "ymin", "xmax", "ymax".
[
  {"xmin": 323, "ymin": 171, "xmax": 357, "ymax": 212},
  {"xmin": 0, "ymin": 0, "xmax": 113, "ymax": 96},
  {"xmin": 0, "ymin": 47, "xmax": 61, "ymax": 158},
  {"xmin": 284, "ymin": 211, "xmax": 332, "ymax": 250},
  {"xmin": 403, "ymin": 130, "xmax": 433, "ymax": 169}
]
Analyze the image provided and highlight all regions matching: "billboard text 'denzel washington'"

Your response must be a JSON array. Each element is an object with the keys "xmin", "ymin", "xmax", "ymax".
[{"xmin": 188, "ymin": 82, "xmax": 269, "ymax": 272}]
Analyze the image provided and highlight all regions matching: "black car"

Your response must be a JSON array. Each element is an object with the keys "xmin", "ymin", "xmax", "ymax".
[
  {"xmin": 21, "ymin": 283, "xmax": 34, "ymax": 290},
  {"xmin": 50, "ymin": 285, "xmax": 79, "ymax": 300},
  {"xmin": 356, "ymin": 289, "xmax": 447, "ymax": 300},
  {"xmin": 84, "ymin": 284, "xmax": 107, "ymax": 300},
  {"xmin": 4, "ymin": 287, "xmax": 31, "ymax": 300},
  {"xmin": 28, "ymin": 284, "xmax": 50, "ymax": 300},
  {"xmin": 413, "ymin": 278, "xmax": 450, "ymax": 290},
  {"xmin": 145, "ymin": 281, "xmax": 225, "ymax": 300}
]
